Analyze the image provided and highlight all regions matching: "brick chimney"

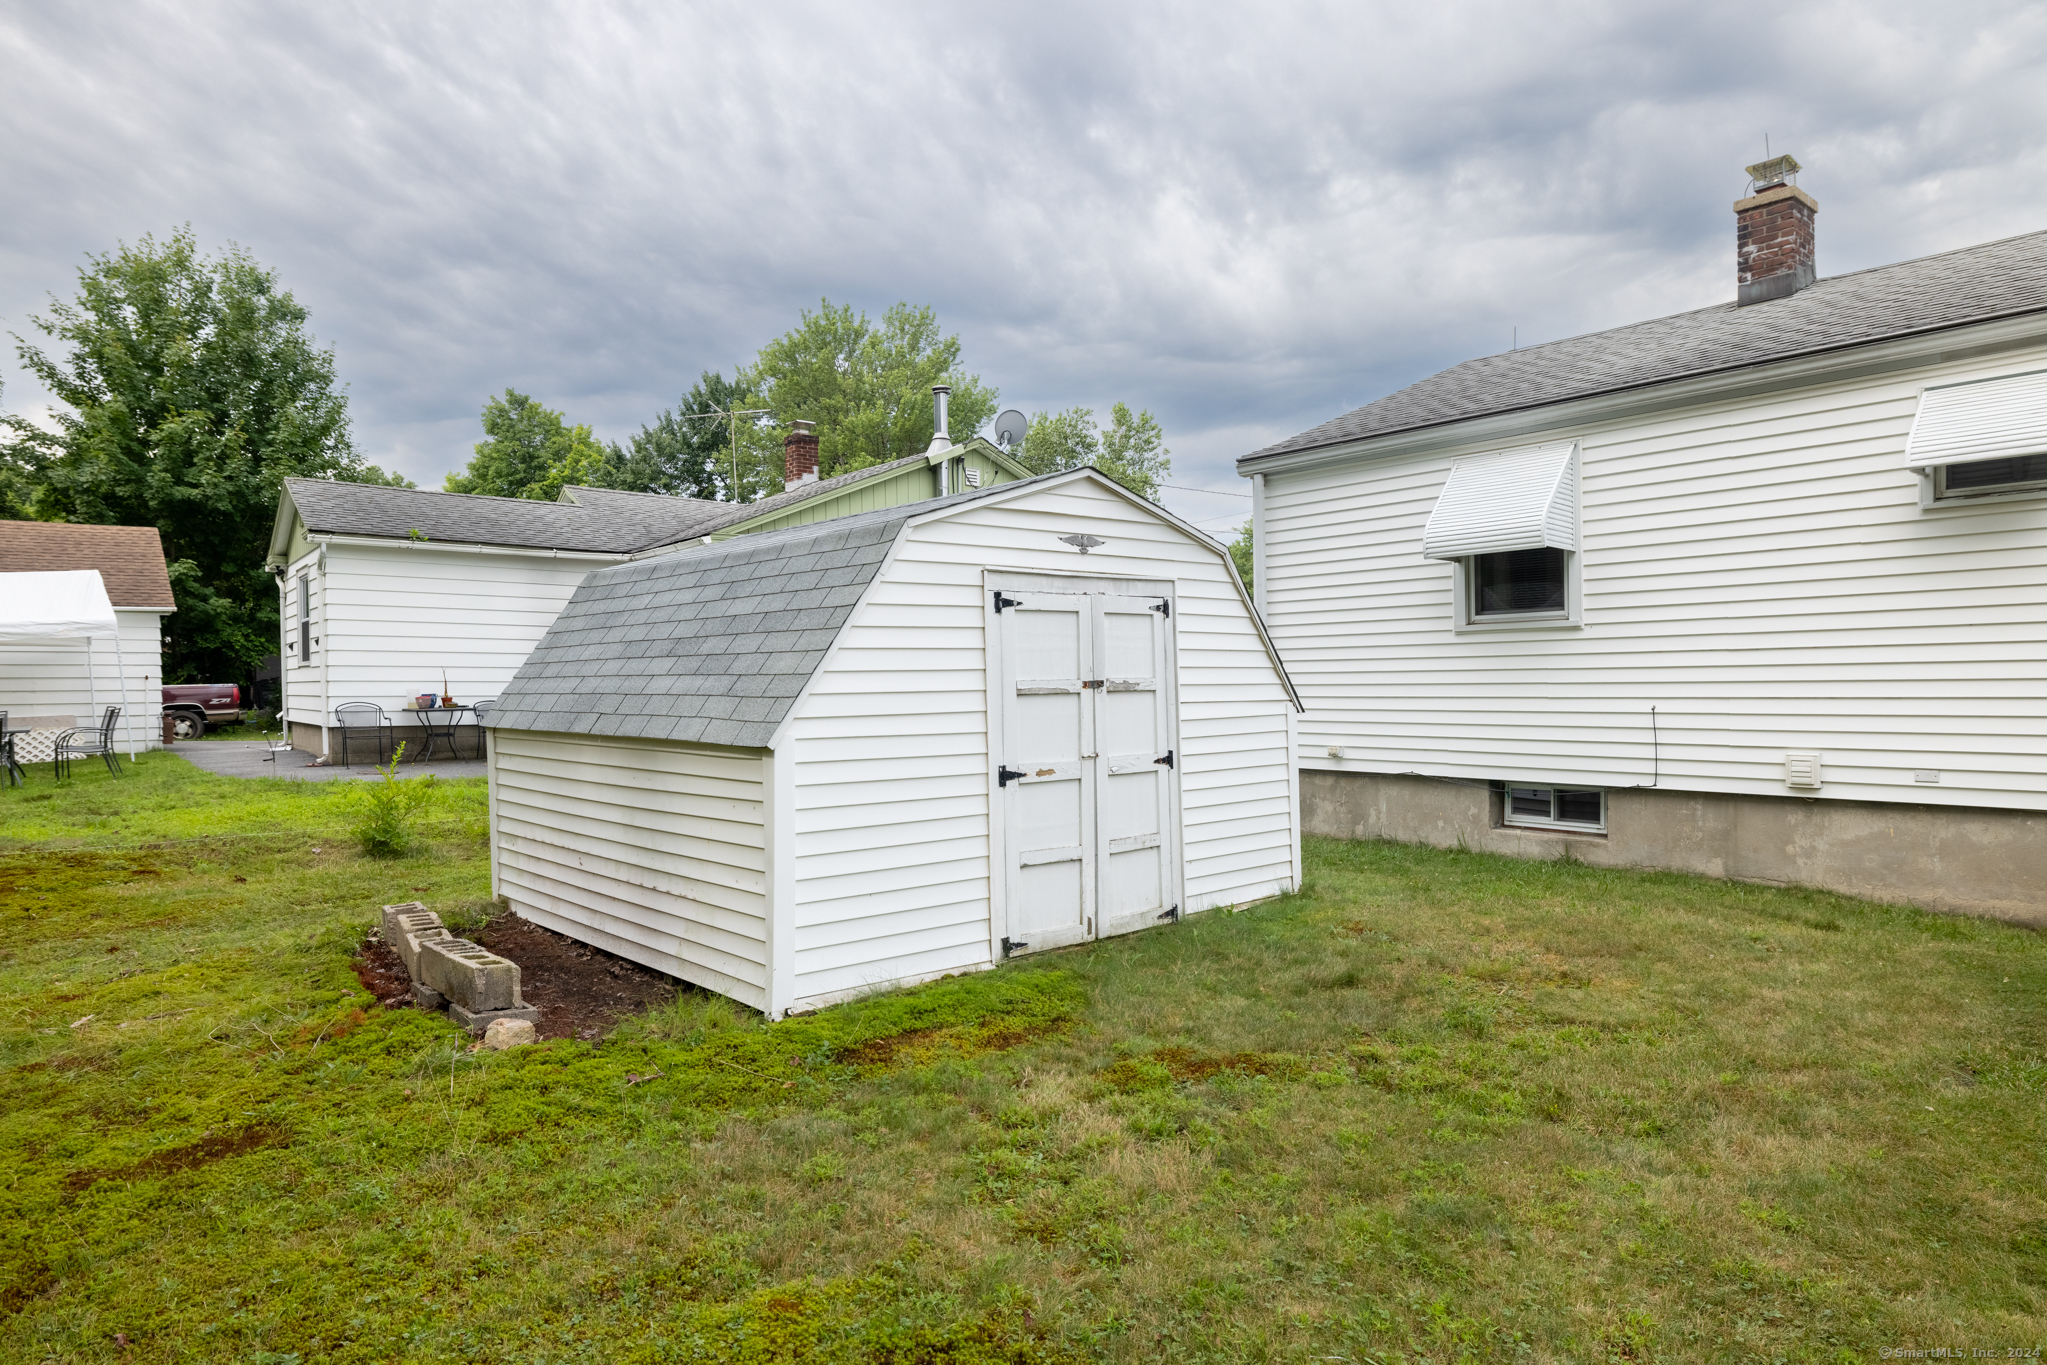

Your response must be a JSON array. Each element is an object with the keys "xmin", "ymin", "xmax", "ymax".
[
  {"xmin": 783, "ymin": 419, "xmax": 819, "ymax": 491},
  {"xmin": 1734, "ymin": 154, "xmax": 1816, "ymax": 306}
]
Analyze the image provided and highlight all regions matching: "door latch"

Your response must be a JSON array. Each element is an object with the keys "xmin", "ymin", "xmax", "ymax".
[
  {"xmin": 1080, "ymin": 679, "xmax": 1105, "ymax": 689},
  {"xmin": 993, "ymin": 592, "xmax": 1021, "ymax": 613},
  {"xmin": 1154, "ymin": 749, "xmax": 1174, "ymax": 769},
  {"xmin": 998, "ymin": 766, "xmax": 1026, "ymax": 787},
  {"xmin": 1157, "ymin": 904, "xmax": 1180, "ymax": 923},
  {"xmin": 1150, "ymin": 599, "xmax": 1171, "ymax": 618},
  {"xmin": 1001, "ymin": 937, "xmax": 1028, "ymax": 958}
]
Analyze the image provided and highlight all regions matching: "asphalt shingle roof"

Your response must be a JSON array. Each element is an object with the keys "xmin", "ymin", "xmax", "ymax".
[
  {"xmin": 283, "ymin": 453, "xmax": 935, "ymax": 555},
  {"xmin": 1244, "ymin": 227, "xmax": 2047, "ymax": 466},
  {"xmin": 485, "ymin": 470, "xmax": 1072, "ymax": 748},
  {"xmin": 0, "ymin": 522, "xmax": 177, "ymax": 610}
]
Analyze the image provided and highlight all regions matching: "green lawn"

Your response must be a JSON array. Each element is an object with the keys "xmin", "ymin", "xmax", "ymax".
[{"xmin": 3, "ymin": 755, "xmax": 2043, "ymax": 1362}]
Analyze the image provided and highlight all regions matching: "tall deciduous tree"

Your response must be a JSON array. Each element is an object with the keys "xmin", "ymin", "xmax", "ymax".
[
  {"xmin": 1016, "ymin": 401, "xmax": 1172, "ymax": 500},
  {"xmin": 609, "ymin": 371, "xmax": 750, "ymax": 500},
  {"xmin": 1228, "ymin": 519, "xmax": 1254, "ymax": 590},
  {"xmin": 746, "ymin": 301, "xmax": 997, "ymax": 479},
  {"xmin": 4, "ymin": 227, "xmax": 385, "ymax": 684},
  {"xmin": 445, "ymin": 390, "xmax": 611, "ymax": 501}
]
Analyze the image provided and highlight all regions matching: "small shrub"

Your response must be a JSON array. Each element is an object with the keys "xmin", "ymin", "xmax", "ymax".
[{"xmin": 348, "ymin": 743, "xmax": 436, "ymax": 856}]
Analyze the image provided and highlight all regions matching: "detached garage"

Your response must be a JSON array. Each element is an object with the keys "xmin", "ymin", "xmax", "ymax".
[{"xmin": 484, "ymin": 467, "xmax": 1302, "ymax": 1016}]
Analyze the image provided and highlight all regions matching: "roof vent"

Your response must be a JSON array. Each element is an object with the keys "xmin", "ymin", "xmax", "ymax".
[
  {"xmin": 926, "ymin": 385, "xmax": 953, "ymax": 454},
  {"xmin": 1735, "ymin": 154, "xmax": 1817, "ymax": 307}
]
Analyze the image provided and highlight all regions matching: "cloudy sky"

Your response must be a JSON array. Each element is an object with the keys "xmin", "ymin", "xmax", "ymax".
[{"xmin": 4, "ymin": 1, "xmax": 2047, "ymax": 538}]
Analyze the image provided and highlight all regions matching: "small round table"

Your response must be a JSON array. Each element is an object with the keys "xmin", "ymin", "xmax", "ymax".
[{"xmin": 407, "ymin": 705, "xmax": 474, "ymax": 763}]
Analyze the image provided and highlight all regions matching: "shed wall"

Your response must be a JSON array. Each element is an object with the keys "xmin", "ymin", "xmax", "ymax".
[
  {"xmin": 490, "ymin": 729, "xmax": 770, "ymax": 1007},
  {"xmin": 1260, "ymin": 337, "xmax": 2047, "ymax": 813},
  {"xmin": 784, "ymin": 478, "xmax": 1297, "ymax": 1009}
]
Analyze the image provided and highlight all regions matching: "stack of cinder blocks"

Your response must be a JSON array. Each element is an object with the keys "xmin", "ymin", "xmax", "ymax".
[{"xmin": 380, "ymin": 902, "xmax": 540, "ymax": 1033}]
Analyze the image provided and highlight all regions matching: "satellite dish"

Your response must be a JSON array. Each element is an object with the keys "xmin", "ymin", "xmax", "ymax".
[{"xmin": 993, "ymin": 409, "xmax": 1029, "ymax": 450}]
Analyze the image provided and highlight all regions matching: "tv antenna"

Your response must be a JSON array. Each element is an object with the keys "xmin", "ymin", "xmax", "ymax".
[
  {"xmin": 671, "ymin": 402, "xmax": 775, "ymax": 501},
  {"xmin": 992, "ymin": 409, "xmax": 1028, "ymax": 452}
]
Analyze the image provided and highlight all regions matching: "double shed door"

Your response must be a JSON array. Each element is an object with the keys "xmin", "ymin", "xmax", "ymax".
[{"xmin": 996, "ymin": 586, "xmax": 1178, "ymax": 953}]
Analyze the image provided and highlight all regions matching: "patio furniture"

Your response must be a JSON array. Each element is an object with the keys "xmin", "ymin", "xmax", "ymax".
[
  {"xmin": 469, "ymin": 698, "xmax": 495, "ymax": 759},
  {"xmin": 409, "ymin": 703, "xmax": 474, "ymax": 763},
  {"xmin": 334, "ymin": 702, "xmax": 393, "ymax": 766},
  {"xmin": 263, "ymin": 733, "xmax": 296, "ymax": 763},
  {"xmin": 55, "ymin": 707, "xmax": 123, "ymax": 779},
  {"xmin": 2, "ymin": 711, "xmax": 24, "ymax": 788}
]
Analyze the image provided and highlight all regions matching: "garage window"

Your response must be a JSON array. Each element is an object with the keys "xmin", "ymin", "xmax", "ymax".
[{"xmin": 1504, "ymin": 785, "xmax": 1605, "ymax": 832}]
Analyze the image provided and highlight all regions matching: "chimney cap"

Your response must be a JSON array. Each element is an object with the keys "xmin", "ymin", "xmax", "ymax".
[
  {"xmin": 1744, "ymin": 154, "xmax": 1802, "ymax": 191},
  {"xmin": 790, "ymin": 419, "xmax": 816, "ymax": 435}
]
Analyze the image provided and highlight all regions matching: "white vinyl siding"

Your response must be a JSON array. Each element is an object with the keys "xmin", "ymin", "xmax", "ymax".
[
  {"xmin": 0, "ymin": 607, "xmax": 166, "ymax": 754},
  {"xmin": 283, "ymin": 541, "xmax": 619, "ymax": 745},
  {"xmin": 781, "ymin": 478, "xmax": 1297, "ymax": 1011},
  {"xmin": 1261, "ymin": 338, "xmax": 2047, "ymax": 814},
  {"xmin": 490, "ymin": 730, "xmax": 769, "ymax": 1007}
]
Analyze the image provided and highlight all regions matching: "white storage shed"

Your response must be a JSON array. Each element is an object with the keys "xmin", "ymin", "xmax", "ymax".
[{"xmin": 484, "ymin": 468, "xmax": 1302, "ymax": 1016}]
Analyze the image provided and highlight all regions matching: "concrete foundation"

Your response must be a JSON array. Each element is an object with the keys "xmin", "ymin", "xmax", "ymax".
[
  {"xmin": 1303, "ymin": 769, "xmax": 2047, "ymax": 929},
  {"xmin": 290, "ymin": 720, "xmax": 486, "ymax": 763}
]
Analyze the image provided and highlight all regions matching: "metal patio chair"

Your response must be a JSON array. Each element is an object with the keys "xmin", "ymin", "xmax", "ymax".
[
  {"xmin": 333, "ymin": 702, "xmax": 393, "ymax": 766},
  {"xmin": 1, "ymin": 710, "xmax": 21, "ymax": 788},
  {"xmin": 469, "ymin": 698, "xmax": 496, "ymax": 760},
  {"xmin": 55, "ymin": 707, "xmax": 122, "ymax": 779}
]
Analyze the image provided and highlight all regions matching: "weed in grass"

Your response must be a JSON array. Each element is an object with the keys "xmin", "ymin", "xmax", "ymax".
[{"xmin": 346, "ymin": 742, "xmax": 436, "ymax": 856}]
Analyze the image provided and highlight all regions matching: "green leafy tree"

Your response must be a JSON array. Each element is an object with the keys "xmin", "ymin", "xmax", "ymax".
[
  {"xmin": 1016, "ymin": 402, "xmax": 1172, "ymax": 500},
  {"xmin": 445, "ymin": 390, "xmax": 611, "ymax": 500},
  {"xmin": 746, "ymin": 300, "xmax": 997, "ymax": 480},
  {"xmin": 5, "ymin": 227, "xmax": 367, "ymax": 683},
  {"xmin": 608, "ymin": 371, "xmax": 751, "ymax": 500},
  {"xmin": 1228, "ymin": 519, "xmax": 1254, "ymax": 590}
]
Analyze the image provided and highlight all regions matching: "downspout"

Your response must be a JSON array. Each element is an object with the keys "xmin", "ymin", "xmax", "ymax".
[{"xmin": 112, "ymin": 617, "xmax": 134, "ymax": 759}]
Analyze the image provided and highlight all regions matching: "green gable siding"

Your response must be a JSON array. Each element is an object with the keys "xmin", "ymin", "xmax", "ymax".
[{"xmin": 712, "ymin": 438, "xmax": 1028, "ymax": 541}]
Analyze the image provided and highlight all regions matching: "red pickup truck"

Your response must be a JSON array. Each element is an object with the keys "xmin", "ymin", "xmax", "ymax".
[{"xmin": 161, "ymin": 684, "xmax": 244, "ymax": 739}]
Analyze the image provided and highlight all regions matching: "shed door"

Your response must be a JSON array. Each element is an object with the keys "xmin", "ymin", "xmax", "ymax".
[
  {"xmin": 1094, "ymin": 595, "xmax": 1175, "ymax": 937},
  {"xmin": 995, "ymin": 587, "xmax": 1178, "ymax": 955},
  {"xmin": 997, "ymin": 592, "xmax": 1096, "ymax": 953}
]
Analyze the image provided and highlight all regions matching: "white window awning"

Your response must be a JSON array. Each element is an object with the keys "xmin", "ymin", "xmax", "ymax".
[
  {"xmin": 1421, "ymin": 440, "xmax": 1578, "ymax": 561},
  {"xmin": 1905, "ymin": 369, "xmax": 2047, "ymax": 470}
]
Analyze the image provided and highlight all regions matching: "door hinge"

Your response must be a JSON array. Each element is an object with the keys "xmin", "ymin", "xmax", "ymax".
[
  {"xmin": 1155, "ymin": 749, "xmax": 1174, "ymax": 769},
  {"xmin": 1157, "ymin": 904, "xmax": 1180, "ymax": 923},
  {"xmin": 1001, "ymin": 936, "xmax": 1028, "ymax": 958},
  {"xmin": 1151, "ymin": 599, "xmax": 1171, "ymax": 618},
  {"xmin": 993, "ymin": 591, "xmax": 1021, "ymax": 613},
  {"xmin": 998, "ymin": 766, "xmax": 1026, "ymax": 787}
]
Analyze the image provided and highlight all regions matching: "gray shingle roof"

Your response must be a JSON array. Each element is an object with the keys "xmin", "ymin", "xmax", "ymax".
[
  {"xmin": 283, "ymin": 478, "xmax": 725, "ymax": 553},
  {"xmin": 1244, "ymin": 227, "xmax": 2047, "ymax": 466},
  {"xmin": 283, "ymin": 453, "xmax": 935, "ymax": 555},
  {"xmin": 486, "ymin": 471, "xmax": 1071, "ymax": 748}
]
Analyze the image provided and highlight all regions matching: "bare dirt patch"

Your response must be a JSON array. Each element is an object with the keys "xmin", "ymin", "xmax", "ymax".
[
  {"xmin": 474, "ymin": 912, "xmax": 679, "ymax": 1042},
  {"xmin": 351, "ymin": 936, "xmax": 416, "ymax": 1009},
  {"xmin": 62, "ymin": 1121, "xmax": 290, "ymax": 1196}
]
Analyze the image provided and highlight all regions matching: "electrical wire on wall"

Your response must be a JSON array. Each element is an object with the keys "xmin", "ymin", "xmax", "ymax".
[{"xmin": 1626, "ymin": 706, "xmax": 1659, "ymax": 788}]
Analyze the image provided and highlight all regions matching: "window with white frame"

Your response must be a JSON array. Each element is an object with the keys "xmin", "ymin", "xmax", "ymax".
[
  {"xmin": 297, "ymin": 572, "xmax": 311, "ymax": 661},
  {"xmin": 1907, "ymin": 369, "xmax": 2047, "ymax": 502},
  {"xmin": 1503, "ymin": 785, "xmax": 1605, "ymax": 832},
  {"xmin": 1422, "ymin": 440, "xmax": 1581, "ymax": 626}
]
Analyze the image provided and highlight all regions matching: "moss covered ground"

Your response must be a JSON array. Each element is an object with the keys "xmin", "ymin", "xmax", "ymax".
[{"xmin": 2, "ymin": 754, "xmax": 2044, "ymax": 1361}]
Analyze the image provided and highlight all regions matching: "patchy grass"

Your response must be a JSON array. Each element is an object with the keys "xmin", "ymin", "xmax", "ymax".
[{"xmin": 3, "ymin": 758, "xmax": 2044, "ymax": 1361}]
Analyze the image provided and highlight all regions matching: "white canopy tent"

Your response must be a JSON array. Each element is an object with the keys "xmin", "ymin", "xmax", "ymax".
[{"xmin": 0, "ymin": 570, "xmax": 138, "ymax": 760}]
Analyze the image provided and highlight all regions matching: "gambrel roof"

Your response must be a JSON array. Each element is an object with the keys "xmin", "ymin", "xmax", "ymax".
[{"xmin": 1244, "ymin": 227, "xmax": 2047, "ymax": 466}]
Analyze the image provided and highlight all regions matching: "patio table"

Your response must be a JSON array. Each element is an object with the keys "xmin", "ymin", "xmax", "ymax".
[{"xmin": 405, "ymin": 704, "xmax": 474, "ymax": 763}]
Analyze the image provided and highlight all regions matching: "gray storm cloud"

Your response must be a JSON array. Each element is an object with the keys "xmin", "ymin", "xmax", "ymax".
[{"xmin": 3, "ymin": 0, "xmax": 2045, "ymax": 533}]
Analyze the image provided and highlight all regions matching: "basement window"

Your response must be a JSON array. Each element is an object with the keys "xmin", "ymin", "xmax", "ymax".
[{"xmin": 1503, "ymin": 785, "xmax": 1605, "ymax": 833}]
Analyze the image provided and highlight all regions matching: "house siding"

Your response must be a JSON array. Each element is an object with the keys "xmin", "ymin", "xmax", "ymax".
[
  {"xmin": 783, "ymin": 478, "xmax": 1297, "ymax": 1010},
  {"xmin": 490, "ymin": 730, "xmax": 770, "ymax": 1008},
  {"xmin": 1260, "ymin": 335, "xmax": 2047, "ymax": 815},
  {"xmin": 0, "ymin": 607, "xmax": 166, "ymax": 754}
]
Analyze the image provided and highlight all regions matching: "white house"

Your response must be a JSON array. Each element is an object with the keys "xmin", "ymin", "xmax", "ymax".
[
  {"xmin": 483, "ymin": 468, "xmax": 1302, "ymax": 1016},
  {"xmin": 1241, "ymin": 155, "xmax": 2047, "ymax": 924},
  {"xmin": 268, "ymin": 422, "xmax": 1031, "ymax": 760},
  {"xmin": 0, "ymin": 522, "xmax": 175, "ymax": 759}
]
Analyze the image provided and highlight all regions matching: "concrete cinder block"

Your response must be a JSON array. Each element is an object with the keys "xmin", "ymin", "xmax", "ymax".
[
  {"xmin": 450, "ymin": 1001, "xmax": 542, "ymax": 1033},
  {"xmin": 382, "ymin": 903, "xmax": 451, "ymax": 979},
  {"xmin": 412, "ymin": 982, "xmax": 447, "ymax": 1011},
  {"xmin": 415, "ymin": 937, "xmax": 524, "ymax": 1013}
]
